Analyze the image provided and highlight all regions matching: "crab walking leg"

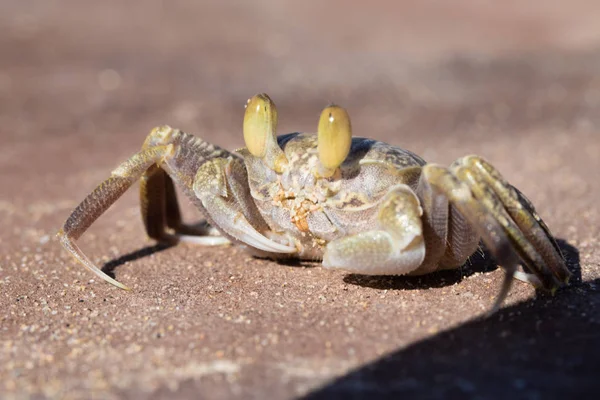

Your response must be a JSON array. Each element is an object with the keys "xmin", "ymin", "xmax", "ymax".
[
  {"xmin": 140, "ymin": 165, "xmax": 178, "ymax": 241},
  {"xmin": 421, "ymin": 165, "xmax": 521, "ymax": 313},
  {"xmin": 414, "ymin": 173, "xmax": 481, "ymax": 275},
  {"xmin": 57, "ymin": 145, "xmax": 175, "ymax": 290},
  {"xmin": 450, "ymin": 163, "xmax": 564, "ymax": 292},
  {"xmin": 322, "ymin": 184, "xmax": 426, "ymax": 275},
  {"xmin": 414, "ymin": 173, "xmax": 449, "ymax": 274},
  {"xmin": 438, "ymin": 205, "xmax": 481, "ymax": 270},
  {"xmin": 193, "ymin": 157, "xmax": 297, "ymax": 255},
  {"xmin": 453, "ymin": 156, "xmax": 570, "ymax": 286},
  {"xmin": 140, "ymin": 165, "xmax": 228, "ymax": 245}
]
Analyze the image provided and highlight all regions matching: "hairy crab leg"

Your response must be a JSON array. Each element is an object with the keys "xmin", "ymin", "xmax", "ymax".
[
  {"xmin": 415, "ymin": 174, "xmax": 480, "ymax": 275},
  {"xmin": 453, "ymin": 156, "xmax": 570, "ymax": 285},
  {"xmin": 452, "ymin": 166, "xmax": 556, "ymax": 288},
  {"xmin": 322, "ymin": 184, "xmax": 426, "ymax": 275},
  {"xmin": 451, "ymin": 160, "xmax": 569, "ymax": 291},
  {"xmin": 140, "ymin": 164, "xmax": 228, "ymax": 245},
  {"xmin": 57, "ymin": 144, "xmax": 176, "ymax": 290},
  {"xmin": 414, "ymin": 173, "xmax": 449, "ymax": 274}
]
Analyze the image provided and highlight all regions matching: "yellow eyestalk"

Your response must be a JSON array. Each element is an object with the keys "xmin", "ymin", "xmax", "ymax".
[
  {"xmin": 243, "ymin": 93, "xmax": 288, "ymax": 173},
  {"xmin": 317, "ymin": 105, "xmax": 352, "ymax": 178}
]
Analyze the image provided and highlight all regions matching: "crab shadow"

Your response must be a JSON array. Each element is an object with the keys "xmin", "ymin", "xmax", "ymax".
[
  {"xmin": 100, "ymin": 220, "xmax": 210, "ymax": 278},
  {"xmin": 302, "ymin": 241, "xmax": 600, "ymax": 400},
  {"xmin": 343, "ymin": 239, "xmax": 581, "ymax": 292},
  {"xmin": 101, "ymin": 242, "xmax": 176, "ymax": 279},
  {"xmin": 99, "ymin": 237, "xmax": 320, "ymax": 280}
]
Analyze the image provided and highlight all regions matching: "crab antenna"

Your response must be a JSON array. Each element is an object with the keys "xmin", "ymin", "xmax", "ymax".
[
  {"xmin": 316, "ymin": 105, "xmax": 352, "ymax": 178},
  {"xmin": 243, "ymin": 93, "xmax": 288, "ymax": 173}
]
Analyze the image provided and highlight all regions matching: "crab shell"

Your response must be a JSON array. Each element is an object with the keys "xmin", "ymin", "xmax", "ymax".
[{"xmin": 240, "ymin": 133, "xmax": 426, "ymax": 261}]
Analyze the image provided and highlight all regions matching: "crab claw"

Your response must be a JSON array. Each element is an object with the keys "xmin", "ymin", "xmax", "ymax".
[
  {"xmin": 243, "ymin": 93, "xmax": 288, "ymax": 173},
  {"xmin": 316, "ymin": 105, "xmax": 352, "ymax": 178}
]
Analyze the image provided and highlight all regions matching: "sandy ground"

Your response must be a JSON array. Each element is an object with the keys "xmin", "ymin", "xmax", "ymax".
[{"xmin": 1, "ymin": 1, "xmax": 600, "ymax": 399}]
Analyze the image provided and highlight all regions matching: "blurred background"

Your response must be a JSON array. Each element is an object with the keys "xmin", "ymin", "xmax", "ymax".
[
  {"xmin": 3, "ymin": 0, "xmax": 600, "ymax": 150},
  {"xmin": 3, "ymin": 0, "xmax": 599, "ymax": 209},
  {"xmin": 3, "ymin": 0, "xmax": 599, "ymax": 229},
  {"xmin": 1, "ymin": 1, "xmax": 600, "ymax": 399}
]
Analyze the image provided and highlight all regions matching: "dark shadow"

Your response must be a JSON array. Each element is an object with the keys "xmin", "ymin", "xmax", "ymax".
[
  {"xmin": 344, "ymin": 238, "xmax": 580, "ymax": 292},
  {"xmin": 276, "ymin": 258, "xmax": 320, "ymax": 268},
  {"xmin": 101, "ymin": 242, "xmax": 176, "ymax": 279},
  {"xmin": 303, "ymin": 242, "xmax": 599, "ymax": 400},
  {"xmin": 99, "ymin": 219, "xmax": 214, "ymax": 279},
  {"xmin": 557, "ymin": 239, "xmax": 583, "ymax": 282},
  {"xmin": 342, "ymin": 246, "xmax": 496, "ymax": 291}
]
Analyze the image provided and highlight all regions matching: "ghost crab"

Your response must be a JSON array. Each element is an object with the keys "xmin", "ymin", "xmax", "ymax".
[{"xmin": 58, "ymin": 93, "xmax": 570, "ymax": 312}]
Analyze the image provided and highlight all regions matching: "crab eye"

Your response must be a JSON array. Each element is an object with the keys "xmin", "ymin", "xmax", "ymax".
[
  {"xmin": 243, "ymin": 93, "xmax": 278, "ymax": 158},
  {"xmin": 317, "ymin": 105, "xmax": 352, "ymax": 174}
]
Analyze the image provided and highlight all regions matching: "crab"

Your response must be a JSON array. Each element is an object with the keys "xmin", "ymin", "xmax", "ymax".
[{"xmin": 57, "ymin": 93, "xmax": 570, "ymax": 312}]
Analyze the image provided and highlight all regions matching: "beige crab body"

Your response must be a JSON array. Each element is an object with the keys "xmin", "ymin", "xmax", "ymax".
[{"xmin": 241, "ymin": 133, "xmax": 426, "ymax": 260}]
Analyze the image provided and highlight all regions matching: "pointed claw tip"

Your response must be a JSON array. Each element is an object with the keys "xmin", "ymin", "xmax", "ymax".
[{"xmin": 108, "ymin": 279, "xmax": 131, "ymax": 291}]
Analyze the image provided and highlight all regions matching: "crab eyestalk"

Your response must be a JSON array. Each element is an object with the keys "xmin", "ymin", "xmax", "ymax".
[
  {"xmin": 243, "ymin": 93, "xmax": 288, "ymax": 173},
  {"xmin": 316, "ymin": 105, "xmax": 352, "ymax": 178}
]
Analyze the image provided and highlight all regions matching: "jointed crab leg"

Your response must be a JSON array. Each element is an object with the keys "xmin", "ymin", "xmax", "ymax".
[
  {"xmin": 140, "ymin": 164, "xmax": 181, "ymax": 241},
  {"xmin": 415, "ymin": 174, "xmax": 480, "ymax": 275},
  {"xmin": 453, "ymin": 156, "xmax": 569, "ymax": 285},
  {"xmin": 422, "ymin": 158, "xmax": 570, "ymax": 312},
  {"xmin": 454, "ymin": 165, "xmax": 555, "ymax": 286},
  {"xmin": 421, "ymin": 164, "xmax": 522, "ymax": 312},
  {"xmin": 140, "ymin": 164, "xmax": 227, "ymax": 245},
  {"xmin": 57, "ymin": 144, "xmax": 175, "ymax": 289}
]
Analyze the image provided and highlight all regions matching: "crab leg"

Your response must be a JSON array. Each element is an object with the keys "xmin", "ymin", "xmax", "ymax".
[
  {"xmin": 415, "ymin": 174, "xmax": 480, "ymax": 275},
  {"xmin": 422, "ymin": 160, "xmax": 570, "ymax": 312},
  {"xmin": 451, "ymin": 161, "xmax": 568, "ymax": 291},
  {"xmin": 322, "ymin": 184, "xmax": 426, "ymax": 275},
  {"xmin": 420, "ymin": 164, "xmax": 522, "ymax": 312},
  {"xmin": 140, "ymin": 164, "xmax": 180, "ymax": 241},
  {"xmin": 57, "ymin": 144, "xmax": 175, "ymax": 290},
  {"xmin": 452, "ymin": 156, "xmax": 569, "ymax": 285},
  {"xmin": 140, "ymin": 164, "xmax": 227, "ymax": 245}
]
